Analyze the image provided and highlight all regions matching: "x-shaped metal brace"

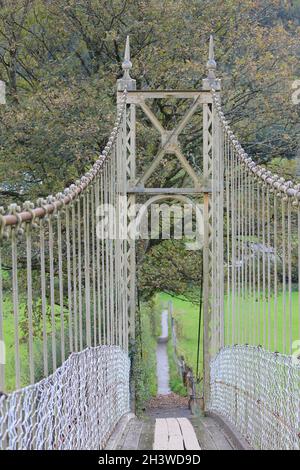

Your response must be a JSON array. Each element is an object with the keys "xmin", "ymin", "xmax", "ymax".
[{"xmin": 136, "ymin": 95, "xmax": 202, "ymax": 187}]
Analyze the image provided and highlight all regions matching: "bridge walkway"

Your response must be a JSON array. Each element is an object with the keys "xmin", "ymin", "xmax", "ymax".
[{"xmin": 114, "ymin": 400, "xmax": 242, "ymax": 450}]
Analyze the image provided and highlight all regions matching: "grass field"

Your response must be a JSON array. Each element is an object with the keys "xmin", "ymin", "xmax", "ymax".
[
  {"xmin": 2, "ymin": 296, "xmax": 69, "ymax": 391},
  {"xmin": 166, "ymin": 322, "xmax": 187, "ymax": 396},
  {"xmin": 158, "ymin": 292, "xmax": 203, "ymax": 379},
  {"xmin": 3, "ymin": 288, "xmax": 300, "ymax": 396},
  {"xmin": 223, "ymin": 291, "xmax": 300, "ymax": 354},
  {"xmin": 139, "ymin": 300, "xmax": 159, "ymax": 398},
  {"xmin": 158, "ymin": 291, "xmax": 300, "ymax": 380}
]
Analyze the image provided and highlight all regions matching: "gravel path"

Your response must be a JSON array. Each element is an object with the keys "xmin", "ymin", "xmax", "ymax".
[{"xmin": 156, "ymin": 309, "xmax": 170, "ymax": 395}]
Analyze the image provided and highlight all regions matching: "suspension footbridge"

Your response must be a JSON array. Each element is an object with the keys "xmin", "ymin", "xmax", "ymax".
[{"xmin": 0, "ymin": 36, "xmax": 299, "ymax": 451}]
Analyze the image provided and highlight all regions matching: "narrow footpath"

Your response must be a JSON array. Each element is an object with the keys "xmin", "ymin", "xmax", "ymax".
[{"xmin": 110, "ymin": 309, "xmax": 242, "ymax": 450}]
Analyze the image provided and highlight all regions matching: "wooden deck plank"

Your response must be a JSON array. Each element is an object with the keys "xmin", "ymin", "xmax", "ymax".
[
  {"xmin": 153, "ymin": 416, "xmax": 201, "ymax": 451},
  {"xmin": 177, "ymin": 418, "xmax": 201, "ymax": 450},
  {"xmin": 201, "ymin": 417, "xmax": 233, "ymax": 450},
  {"xmin": 168, "ymin": 434, "xmax": 184, "ymax": 450},
  {"xmin": 138, "ymin": 421, "xmax": 154, "ymax": 451},
  {"xmin": 166, "ymin": 417, "xmax": 182, "ymax": 437},
  {"xmin": 166, "ymin": 418, "xmax": 184, "ymax": 450},
  {"xmin": 153, "ymin": 419, "xmax": 169, "ymax": 450},
  {"xmin": 122, "ymin": 419, "xmax": 143, "ymax": 450},
  {"xmin": 193, "ymin": 424, "xmax": 218, "ymax": 450},
  {"xmin": 154, "ymin": 418, "xmax": 168, "ymax": 436}
]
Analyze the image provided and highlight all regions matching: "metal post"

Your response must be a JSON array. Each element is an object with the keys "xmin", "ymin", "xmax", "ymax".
[
  {"xmin": 117, "ymin": 37, "xmax": 137, "ymax": 412},
  {"xmin": 0, "ymin": 81, "xmax": 5, "ymax": 391},
  {"xmin": 117, "ymin": 36, "xmax": 136, "ymax": 346},
  {"xmin": 202, "ymin": 36, "xmax": 221, "ymax": 411}
]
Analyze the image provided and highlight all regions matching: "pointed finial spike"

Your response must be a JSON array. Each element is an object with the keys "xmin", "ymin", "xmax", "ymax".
[
  {"xmin": 0, "ymin": 80, "xmax": 6, "ymax": 105},
  {"xmin": 209, "ymin": 35, "xmax": 214, "ymax": 61},
  {"xmin": 125, "ymin": 35, "xmax": 130, "ymax": 62},
  {"xmin": 202, "ymin": 34, "xmax": 221, "ymax": 91},
  {"xmin": 206, "ymin": 34, "xmax": 216, "ymax": 76},
  {"xmin": 122, "ymin": 35, "xmax": 132, "ymax": 74},
  {"xmin": 117, "ymin": 35, "xmax": 136, "ymax": 91}
]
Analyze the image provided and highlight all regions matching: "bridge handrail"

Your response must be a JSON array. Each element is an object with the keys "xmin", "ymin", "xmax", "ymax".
[
  {"xmin": 0, "ymin": 90, "xmax": 127, "ymax": 229},
  {"xmin": 211, "ymin": 89, "xmax": 300, "ymax": 202}
]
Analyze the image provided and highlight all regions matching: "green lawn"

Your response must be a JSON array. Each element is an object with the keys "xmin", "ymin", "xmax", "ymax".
[
  {"xmin": 4, "ymin": 288, "xmax": 299, "ymax": 397},
  {"xmin": 158, "ymin": 290, "xmax": 300, "ymax": 381},
  {"xmin": 166, "ymin": 319, "xmax": 187, "ymax": 396},
  {"xmin": 134, "ymin": 299, "xmax": 160, "ymax": 413},
  {"xmin": 139, "ymin": 300, "xmax": 159, "ymax": 398},
  {"xmin": 158, "ymin": 292, "xmax": 203, "ymax": 379},
  {"xmin": 2, "ymin": 296, "xmax": 69, "ymax": 391},
  {"xmin": 224, "ymin": 291, "xmax": 300, "ymax": 354}
]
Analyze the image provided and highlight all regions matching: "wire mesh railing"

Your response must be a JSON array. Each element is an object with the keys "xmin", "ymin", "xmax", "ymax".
[
  {"xmin": 0, "ymin": 345, "xmax": 130, "ymax": 450},
  {"xmin": 210, "ymin": 345, "xmax": 300, "ymax": 450}
]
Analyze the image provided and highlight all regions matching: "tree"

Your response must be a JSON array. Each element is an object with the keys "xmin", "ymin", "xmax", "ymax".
[{"xmin": 0, "ymin": 0, "xmax": 299, "ymax": 297}]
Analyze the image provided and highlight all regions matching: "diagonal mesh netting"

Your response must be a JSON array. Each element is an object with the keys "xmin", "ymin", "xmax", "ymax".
[
  {"xmin": 210, "ymin": 346, "xmax": 300, "ymax": 450},
  {"xmin": 0, "ymin": 345, "xmax": 130, "ymax": 450}
]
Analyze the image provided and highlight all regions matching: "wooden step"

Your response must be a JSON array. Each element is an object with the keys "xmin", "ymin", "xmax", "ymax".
[{"xmin": 153, "ymin": 417, "xmax": 201, "ymax": 450}]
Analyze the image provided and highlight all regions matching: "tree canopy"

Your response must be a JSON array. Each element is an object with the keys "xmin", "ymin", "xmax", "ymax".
[{"xmin": 0, "ymin": 0, "xmax": 299, "ymax": 299}]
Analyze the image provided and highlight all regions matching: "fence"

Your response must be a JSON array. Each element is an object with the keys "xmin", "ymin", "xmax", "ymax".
[
  {"xmin": 0, "ymin": 346, "xmax": 130, "ymax": 450},
  {"xmin": 210, "ymin": 345, "xmax": 300, "ymax": 450}
]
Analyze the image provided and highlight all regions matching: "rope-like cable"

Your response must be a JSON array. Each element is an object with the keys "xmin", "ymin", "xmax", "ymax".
[
  {"xmin": 211, "ymin": 89, "xmax": 300, "ymax": 203},
  {"xmin": 0, "ymin": 90, "xmax": 128, "ymax": 229}
]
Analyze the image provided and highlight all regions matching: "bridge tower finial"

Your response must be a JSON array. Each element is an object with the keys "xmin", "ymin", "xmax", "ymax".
[
  {"xmin": 203, "ymin": 35, "xmax": 221, "ymax": 91},
  {"xmin": 117, "ymin": 35, "xmax": 136, "ymax": 91},
  {"xmin": 0, "ymin": 80, "xmax": 6, "ymax": 105}
]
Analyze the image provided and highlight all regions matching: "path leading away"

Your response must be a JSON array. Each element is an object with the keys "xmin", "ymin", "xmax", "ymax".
[
  {"xmin": 107, "ymin": 307, "xmax": 247, "ymax": 450},
  {"xmin": 113, "ymin": 402, "xmax": 241, "ymax": 450},
  {"xmin": 156, "ymin": 309, "xmax": 170, "ymax": 395}
]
